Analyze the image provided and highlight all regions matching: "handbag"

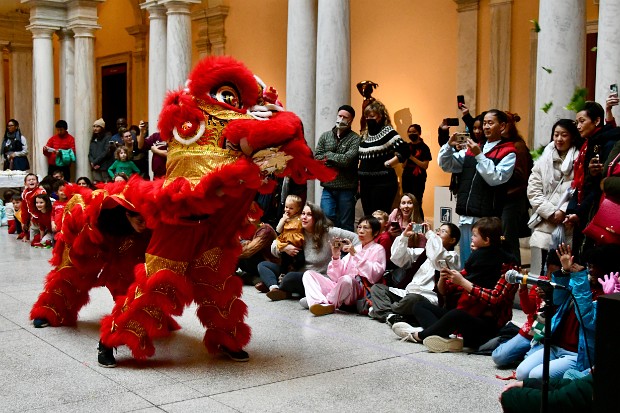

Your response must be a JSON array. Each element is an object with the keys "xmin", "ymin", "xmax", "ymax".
[
  {"xmin": 528, "ymin": 176, "xmax": 564, "ymax": 229},
  {"xmin": 583, "ymin": 152, "xmax": 620, "ymax": 245}
]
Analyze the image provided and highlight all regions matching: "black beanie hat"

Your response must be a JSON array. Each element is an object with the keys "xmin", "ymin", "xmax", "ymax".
[{"xmin": 338, "ymin": 105, "xmax": 356, "ymax": 118}]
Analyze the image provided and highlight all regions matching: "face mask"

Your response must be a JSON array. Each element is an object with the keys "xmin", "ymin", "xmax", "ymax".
[
  {"xmin": 366, "ymin": 119, "xmax": 380, "ymax": 135},
  {"xmin": 335, "ymin": 116, "xmax": 350, "ymax": 130},
  {"xmin": 408, "ymin": 134, "xmax": 418, "ymax": 140}
]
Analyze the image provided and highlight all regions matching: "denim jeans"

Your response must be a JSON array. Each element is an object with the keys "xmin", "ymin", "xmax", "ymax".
[
  {"xmin": 516, "ymin": 345, "xmax": 577, "ymax": 380},
  {"xmin": 492, "ymin": 333, "xmax": 536, "ymax": 368},
  {"xmin": 459, "ymin": 223, "xmax": 473, "ymax": 265},
  {"xmin": 320, "ymin": 188, "xmax": 357, "ymax": 231}
]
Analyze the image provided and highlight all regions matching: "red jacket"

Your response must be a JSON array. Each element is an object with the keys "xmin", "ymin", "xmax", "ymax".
[{"xmin": 43, "ymin": 133, "xmax": 76, "ymax": 166}]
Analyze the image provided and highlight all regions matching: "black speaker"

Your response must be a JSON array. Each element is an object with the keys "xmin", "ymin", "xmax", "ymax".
[{"xmin": 594, "ymin": 292, "xmax": 620, "ymax": 412}]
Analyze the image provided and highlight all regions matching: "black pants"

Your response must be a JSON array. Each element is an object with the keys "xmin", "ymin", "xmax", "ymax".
[
  {"xmin": 413, "ymin": 300, "xmax": 498, "ymax": 349},
  {"xmin": 359, "ymin": 177, "xmax": 398, "ymax": 216},
  {"xmin": 369, "ymin": 284, "xmax": 430, "ymax": 324}
]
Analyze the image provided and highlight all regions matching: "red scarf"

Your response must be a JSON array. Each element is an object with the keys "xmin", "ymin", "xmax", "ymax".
[{"xmin": 572, "ymin": 127, "xmax": 602, "ymax": 204}]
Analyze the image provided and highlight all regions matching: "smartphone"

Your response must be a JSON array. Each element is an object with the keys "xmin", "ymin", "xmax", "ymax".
[
  {"xmin": 390, "ymin": 221, "xmax": 401, "ymax": 230},
  {"xmin": 611, "ymin": 84, "xmax": 618, "ymax": 97},
  {"xmin": 445, "ymin": 118, "xmax": 459, "ymax": 127},
  {"xmin": 455, "ymin": 132, "xmax": 469, "ymax": 144},
  {"xmin": 457, "ymin": 95, "xmax": 465, "ymax": 107},
  {"xmin": 411, "ymin": 223, "xmax": 424, "ymax": 233},
  {"xmin": 438, "ymin": 259, "xmax": 448, "ymax": 269}
]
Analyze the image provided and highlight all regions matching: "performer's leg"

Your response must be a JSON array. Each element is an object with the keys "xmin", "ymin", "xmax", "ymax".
[
  {"xmin": 190, "ymin": 246, "xmax": 251, "ymax": 354},
  {"xmin": 30, "ymin": 250, "xmax": 104, "ymax": 327}
]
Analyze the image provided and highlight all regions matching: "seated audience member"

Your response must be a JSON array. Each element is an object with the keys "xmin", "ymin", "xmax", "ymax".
[
  {"xmin": 369, "ymin": 222, "xmax": 460, "ymax": 324},
  {"xmin": 30, "ymin": 194, "xmax": 53, "ymax": 248},
  {"xmin": 491, "ymin": 254, "xmax": 557, "ymax": 368},
  {"xmin": 76, "ymin": 176, "xmax": 95, "ymax": 189},
  {"xmin": 21, "ymin": 173, "xmax": 46, "ymax": 242},
  {"xmin": 3, "ymin": 190, "xmax": 16, "ymax": 233},
  {"xmin": 51, "ymin": 180, "xmax": 69, "ymax": 234},
  {"xmin": 499, "ymin": 371, "xmax": 593, "ymax": 413},
  {"xmin": 270, "ymin": 195, "xmax": 305, "ymax": 293},
  {"xmin": 258, "ymin": 202, "xmax": 358, "ymax": 301},
  {"xmin": 393, "ymin": 217, "xmax": 518, "ymax": 352},
  {"xmin": 514, "ymin": 243, "xmax": 620, "ymax": 381},
  {"xmin": 236, "ymin": 208, "xmax": 277, "ymax": 286},
  {"xmin": 10, "ymin": 193, "xmax": 23, "ymax": 237},
  {"xmin": 302, "ymin": 215, "xmax": 386, "ymax": 316}
]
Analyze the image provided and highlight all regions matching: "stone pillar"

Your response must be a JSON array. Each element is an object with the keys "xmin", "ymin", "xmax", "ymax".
[
  {"xmin": 315, "ymin": 0, "xmax": 350, "ymax": 202},
  {"xmin": 71, "ymin": 26, "xmax": 98, "ymax": 179},
  {"xmin": 29, "ymin": 26, "xmax": 56, "ymax": 176},
  {"xmin": 161, "ymin": 0, "xmax": 199, "ymax": 90},
  {"xmin": 287, "ymin": 0, "xmax": 317, "ymax": 201},
  {"xmin": 595, "ymin": 0, "xmax": 620, "ymax": 119},
  {"xmin": 453, "ymin": 0, "xmax": 479, "ymax": 115},
  {"xmin": 143, "ymin": 2, "xmax": 167, "ymax": 132},
  {"xmin": 0, "ymin": 46, "xmax": 6, "ymax": 132},
  {"xmin": 127, "ymin": 24, "xmax": 148, "ymax": 123},
  {"xmin": 534, "ymin": 0, "xmax": 585, "ymax": 149},
  {"xmin": 58, "ymin": 29, "xmax": 75, "ymax": 132},
  {"xmin": 9, "ymin": 45, "xmax": 33, "ymax": 154},
  {"xmin": 488, "ymin": 0, "xmax": 512, "ymax": 110}
]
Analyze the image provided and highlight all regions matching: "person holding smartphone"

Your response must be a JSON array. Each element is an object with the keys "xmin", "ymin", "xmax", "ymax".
[
  {"xmin": 402, "ymin": 124, "xmax": 432, "ymax": 220},
  {"xmin": 565, "ymin": 99, "xmax": 620, "ymax": 260},
  {"xmin": 437, "ymin": 109, "xmax": 517, "ymax": 264}
]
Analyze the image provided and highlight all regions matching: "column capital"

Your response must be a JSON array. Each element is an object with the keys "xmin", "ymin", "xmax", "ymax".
[
  {"xmin": 453, "ymin": 0, "xmax": 479, "ymax": 13},
  {"xmin": 21, "ymin": 0, "xmax": 67, "ymax": 29},
  {"xmin": 27, "ymin": 25, "xmax": 57, "ymax": 39},
  {"xmin": 160, "ymin": 0, "xmax": 201, "ymax": 14},
  {"xmin": 489, "ymin": 0, "xmax": 513, "ymax": 6},
  {"xmin": 57, "ymin": 27, "xmax": 74, "ymax": 40}
]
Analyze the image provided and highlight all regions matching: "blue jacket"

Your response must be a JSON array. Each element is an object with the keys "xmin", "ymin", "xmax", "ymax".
[{"xmin": 550, "ymin": 270, "xmax": 596, "ymax": 372}]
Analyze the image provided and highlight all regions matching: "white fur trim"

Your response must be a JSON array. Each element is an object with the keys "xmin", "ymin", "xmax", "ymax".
[{"xmin": 172, "ymin": 121, "xmax": 206, "ymax": 145}]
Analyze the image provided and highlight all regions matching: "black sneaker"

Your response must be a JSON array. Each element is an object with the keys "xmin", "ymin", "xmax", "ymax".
[
  {"xmin": 220, "ymin": 346, "xmax": 249, "ymax": 362},
  {"xmin": 97, "ymin": 340, "xmax": 117, "ymax": 368},
  {"xmin": 33, "ymin": 318, "xmax": 49, "ymax": 328},
  {"xmin": 386, "ymin": 314, "xmax": 406, "ymax": 327}
]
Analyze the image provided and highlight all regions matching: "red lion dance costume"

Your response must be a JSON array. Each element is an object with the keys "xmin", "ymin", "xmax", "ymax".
[{"xmin": 101, "ymin": 56, "xmax": 332, "ymax": 362}]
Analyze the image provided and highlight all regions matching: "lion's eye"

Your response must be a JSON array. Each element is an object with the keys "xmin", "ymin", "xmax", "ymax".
[{"xmin": 211, "ymin": 84, "xmax": 241, "ymax": 108}]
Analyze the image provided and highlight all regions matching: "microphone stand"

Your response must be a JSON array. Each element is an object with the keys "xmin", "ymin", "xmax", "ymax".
[{"xmin": 540, "ymin": 284, "xmax": 556, "ymax": 413}]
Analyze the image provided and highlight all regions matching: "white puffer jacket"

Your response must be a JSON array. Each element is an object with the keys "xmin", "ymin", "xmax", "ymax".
[{"xmin": 527, "ymin": 142, "xmax": 578, "ymax": 249}]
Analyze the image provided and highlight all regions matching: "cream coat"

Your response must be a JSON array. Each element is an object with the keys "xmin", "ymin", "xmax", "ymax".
[{"xmin": 527, "ymin": 142, "xmax": 577, "ymax": 249}]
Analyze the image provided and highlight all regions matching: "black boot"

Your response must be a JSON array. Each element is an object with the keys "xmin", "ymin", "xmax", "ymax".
[{"xmin": 97, "ymin": 340, "xmax": 116, "ymax": 368}]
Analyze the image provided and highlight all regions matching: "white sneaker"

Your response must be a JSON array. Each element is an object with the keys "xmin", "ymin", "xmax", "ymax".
[
  {"xmin": 299, "ymin": 297, "xmax": 309, "ymax": 309},
  {"xmin": 392, "ymin": 322, "xmax": 423, "ymax": 342},
  {"xmin": 422, "ymin": 335, "xmax": 463, "ymax": 353}
]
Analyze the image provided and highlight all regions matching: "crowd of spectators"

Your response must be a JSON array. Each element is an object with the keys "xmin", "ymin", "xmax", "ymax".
[{"xmin": 4, "ymin": 91, "xmax": 620, "ymax": 412}]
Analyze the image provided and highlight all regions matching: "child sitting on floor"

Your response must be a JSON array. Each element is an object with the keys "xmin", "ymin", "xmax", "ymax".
[{"xmin": 30, "ymin": 193, "xmax": 53, "ymax": 248}]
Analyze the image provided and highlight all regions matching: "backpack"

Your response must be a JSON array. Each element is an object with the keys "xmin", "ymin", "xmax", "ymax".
[{"xmin": 56, "ymin": 148, "xmax": 76, "ymax": 167}]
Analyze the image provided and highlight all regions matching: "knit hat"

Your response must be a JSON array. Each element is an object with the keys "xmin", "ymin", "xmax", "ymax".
[
  {"xmin": 93, "ymin": 118, "xmax": 105, "ymax": 128},
  {"xmin": 338, "ymin": 105, "xmax": 355, "ymax": 118}
]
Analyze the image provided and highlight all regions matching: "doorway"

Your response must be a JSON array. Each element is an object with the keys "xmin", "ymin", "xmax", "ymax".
[{"xmin": 101, "ymin": 63, "xmax": 127, "ymax": 132}]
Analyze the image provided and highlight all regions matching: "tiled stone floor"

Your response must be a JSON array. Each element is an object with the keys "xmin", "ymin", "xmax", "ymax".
[{"xmin": 0, "ymin": 228, "xmax": 524, "ymax": 412}]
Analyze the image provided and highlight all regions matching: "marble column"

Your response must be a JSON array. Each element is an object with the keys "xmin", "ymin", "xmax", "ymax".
[
  {"xmin": 143, "ymin": 3, "xmax": 167, "ymax": 131},
  {"xmin": 453, "ymin": 0, "xmax": 479, "ymax": 115},
  {"xmin": 29, "ymin": 27, "xmax": 56, "ymax": 176},
  {"xmin": 162, "ymin": 0, "xmax": 199, "ymax": 90},
  {"xmin": 315, "ymin": 0, "xmax": 350, "ymax": 202},
  {"xmin": 9, "ymin": 45, "xmax": 33, "ymax": 158},
  {"xmin": 0, "ymin": 47, "xmax": 6, "ymax": 133},
  {"xmin": 287, "ymin": 0, "xmax": 317, "ymax": 201},
  {"xmin": 127, "ymin": 24, "xmax": 149, "ymax": 123},
  {"xmin": 595, "ymin": 0, "xmax": 620, "ymax": 119},
  {"xmin": 58, "ymin": 29, "xmax": 75, "ymax": 132},
  {"xmin": 488, "ymin": 0, "xmax": 512, "ymax": 110},
  {"xmin": 72, "ymin": 26, "xmax": 97, "ymax": 179},
  {"xmin": 534, "ymin": 0, "xmax": 585, "ymax": 149}
]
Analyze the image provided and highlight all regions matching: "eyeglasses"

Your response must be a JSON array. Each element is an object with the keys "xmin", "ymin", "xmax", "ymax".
[
  {"xmin": 357, "ymin": 225, "xmax": 372, "ymax": 230},
  {"xmin": 7, "ymin": 124, "xmax": 15, "ymax": 127}
]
